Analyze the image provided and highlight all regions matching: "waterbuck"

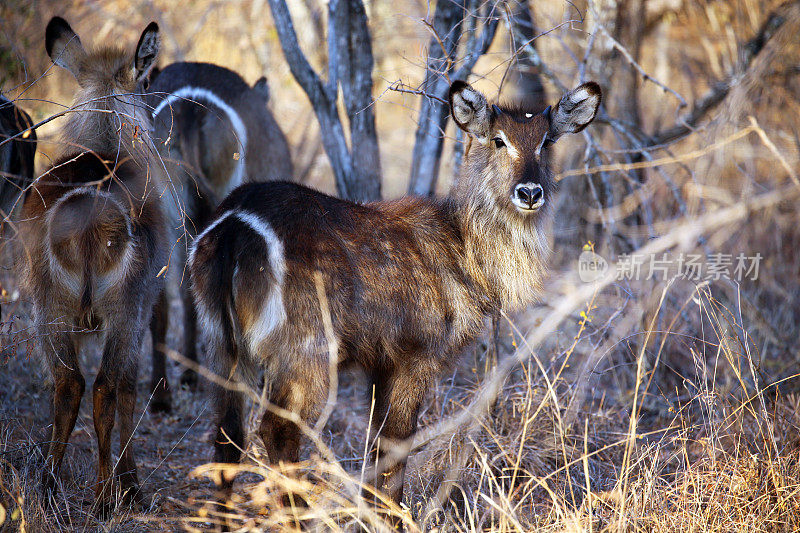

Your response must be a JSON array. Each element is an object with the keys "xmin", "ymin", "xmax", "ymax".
[
  {"xmin": 16, "ymin": 17, "xmax": 167, "ymax": 516},
  {"xmin": 143, "ymin": 61, "xmax": 294, "ymax": 404},
  {"xmin": 189, "ymin": 80, "xmax": 601, "ymax": 508},
  {"xmin": 0, "ymin": 95, "xmax": 37, "ymax": 217}
]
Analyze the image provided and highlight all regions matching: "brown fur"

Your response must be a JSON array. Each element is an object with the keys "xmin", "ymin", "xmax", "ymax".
[
  {"xmin": 16, "ymin": 17, "xmax": 167, "ymax": 517},
  {"xmin": 188, "ymin": 80, "xmax": 601, "ymax": 517}
]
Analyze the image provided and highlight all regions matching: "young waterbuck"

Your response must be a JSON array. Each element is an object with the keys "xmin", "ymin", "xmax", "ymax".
[
  {"xmin": 189, "ymin": 80, "xmax": 601, "ymax": 510},
  {"xmin": 17, "ymin": 17, "xmax": 167, "ymax": 516},
  {"xmin": 143, "ymin": 61, "xmax": 294, "ymax": 403}
]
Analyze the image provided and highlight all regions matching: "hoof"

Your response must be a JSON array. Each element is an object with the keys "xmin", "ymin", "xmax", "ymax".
[
  {"xmin": 41, "ymin": 469, "xmax": 59, "ymax": 504},
  {"xmin": 212, "ymin": 499, "xmax": 238, "ymax": 533},
  {"xmin": 93, "ymin": 487, "xmax": 144, "ymax": 519},
  {"xmin": 179, "ymin": 368, "xmax": 199, "ymax": 390},
  {"xmin": 120, "ymin": 483, "xmax": 146, "ymax": 509},
  {"xmin": 149, "ymin": 381, "xmax": 172, "ymax": 413},
  {"xmin": 115, "ymin": 467, "xmax": 144, "ymax": 508},
  {"xmin": 281, "ymin": 490, "xmax": 310, "ymax": 509},
  {"xmin": 93, "ymin": 497, "xmax": 114, "ymax": 520}
]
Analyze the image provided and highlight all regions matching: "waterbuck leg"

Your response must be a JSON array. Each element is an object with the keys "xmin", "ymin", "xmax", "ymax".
[
  {"xmin": 42, "ymin": 333, "xmax": 84, "ymax": 499},
  {"xmin": 257, "ymin": 364, "xmax": 326, "ymax": 515},
  {"xmin": 370, "ymin": 365, "xmax": 428, "ymax": 515},
  {"xmin": 491, "ymin": 309, "xmax": 501, "ymax": 364},
  {"xmin": 92, "ymin": 364, "xmax": 117, "ymax": 518},
  {"xmin": 179, "ymin": 192, "xmax": 211, "ymax": 390},
  {"xmin": 149, "ymin": 289, "xmax": 171, "ymax": 412},
  {"xmin": 258, "ymin": 361, "xmax": 327, "ymax": 465},
  {"xmin": 116, "ymin": 359, "xmax": 144, "ymax": 507},
  {"xmin": 93, "ymin": 330, "xmax": 138, "ymax": 518},
  {"xmin": 258, "ymin": 385, "xmax": 302, "ymax": 466},
  {"xmin": 179, "ymin": 263, "xmax": 199, "ymax": 389},
  {"xmin": 210, "ymin": 342, "xmax": 245, "ymax": 532},
  {"xmin": 213, "ymin": 385, "xmax": 245, "ymax": 475}
]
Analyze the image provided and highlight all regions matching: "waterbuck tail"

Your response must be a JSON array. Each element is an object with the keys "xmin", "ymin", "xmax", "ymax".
[
  {"xmin": 190, "ymin": 218, "xmax": 240, "ymax": 362},
  {"xmin": 47, "ymin": 189, "xmax": 134, "ymax": 315},
  {"xmin": 190, "ymin": 205, "xmax": 286, "ymax": 361}
]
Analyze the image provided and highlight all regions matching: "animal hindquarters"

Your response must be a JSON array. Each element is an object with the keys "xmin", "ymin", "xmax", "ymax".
[
  {"xmin": 45, "ymin": 188, "xmax": 134, "ymax": 318},
  {"xmin": 24, "ymin": 169, "xmax": 166, "ymax": 512},
  {"xmin": 189, "ymin": 212, "xmax": 253, "ymax": 517},
  {"xmin": 190, "ymin": 209, "xmax": 328, "ymax": 482},
  {"xmin": 151, "ymin": 102, "xmax": 231, "ymax": 389}
]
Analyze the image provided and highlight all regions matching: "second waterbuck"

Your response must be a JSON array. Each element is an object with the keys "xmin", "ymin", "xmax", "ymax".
[
  {"xmin": 17, "ymin": 18, "xmax": 167, "ymax": 516},
  {"xmin": 144, "ymin": 62, "xmax": 294, "ymax": 402},
  {"xmin": 189, "ymin": 80, "xmax": 601, "ymax": 507}
]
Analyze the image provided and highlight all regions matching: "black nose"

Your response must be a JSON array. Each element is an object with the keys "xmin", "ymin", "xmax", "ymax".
[{"xmin": 516, "ymin": 184, "xmax": 544, "ymax": 207}]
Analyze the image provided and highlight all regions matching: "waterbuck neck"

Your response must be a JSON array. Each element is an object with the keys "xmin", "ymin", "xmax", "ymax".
[
  {"xmin": 60, "ymin": 52, "xmax": 154, "ymax": 160},
  {"xmin": 450, "ymin": 170, "xmax": 553, "ymax": 311},
  {"xmin": 62, "ymin": 90, "xmax": 152, "ymax": 159}
]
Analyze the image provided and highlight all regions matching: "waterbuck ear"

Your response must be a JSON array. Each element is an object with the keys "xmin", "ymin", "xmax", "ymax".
[
  {"xmin": 45, "ymin": 17, "xmax": 87, "ymax": 78},
  {"xmin": 449, "ymin": 80, "xmax": 493, "ymax": 141},
  {"xmin": 549, "ymin": 82, "xmax": 601, "ymax": 140},
  {"xmin": 134, "ymin": 22, "xmax": 160, "ymax": 82},
  {"xmin": 253, "ymin": 76, "xmax": 270, "ymax": 102}
]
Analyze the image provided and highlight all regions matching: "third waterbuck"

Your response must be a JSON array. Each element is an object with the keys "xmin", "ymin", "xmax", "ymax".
[
  {"xmin": 17, "ymin": 17, "xmax": 167, "ymax": 516},
  {"xmin": 0, "ymin": 95, "xmax": 37, "ymax": 217},
  {"xmin": 189, "ymin": 80, "xmax": 601, "ymax": 507}
]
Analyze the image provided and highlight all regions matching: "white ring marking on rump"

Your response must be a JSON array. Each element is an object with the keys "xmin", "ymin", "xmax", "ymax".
[{"xmin": 152, "ymin": 86, "xmax": 248, "ymax": 192}]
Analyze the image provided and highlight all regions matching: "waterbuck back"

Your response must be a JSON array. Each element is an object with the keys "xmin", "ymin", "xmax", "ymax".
[
  {"xmin": 143, "ymin": 61, "xmax": 294, "ymax": 392},
  {"xmin": 147, "ymin": 61, "xmax": 293, "ymax": 201},
  {"xmin": 16, "ymin": 17, "xmax": 168, "ymax": 517},
  {"xmin": 188, "ymin": 79, "xmax": 601, "ymax": 515}
]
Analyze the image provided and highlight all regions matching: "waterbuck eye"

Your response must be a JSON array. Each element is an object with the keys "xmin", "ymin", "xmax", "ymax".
[
  {"xmin": 492, "ymin": 137, "xmax": 505, "ymax": 149},
  {"xmin": 542, "ymin": 137, "xmax": 554, "ymax": 150}
]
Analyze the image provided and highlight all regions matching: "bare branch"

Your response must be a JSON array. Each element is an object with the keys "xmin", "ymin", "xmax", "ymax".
[
  {"xmin": 406, "ymin": 0, "xmax": 466, "ymax": 197},
  {"xmin": 386, "ymin": 80, "xmax": 448, "ymax": 105},
  {"xmin": 331, "ymin": 0, "xmax": 382, "ymax": 200},
  {"xmin": 267, "ymin": 0, "xmax": 327, "ymax": 105},
  {"xmin": 452, "ymin": 1, "xmax": 501, "ymax": 81},
  {"xmin": 593, "ymin": 22, "xmax": 687, "ymax": 108},
  {"xmin": 500, "ymin": 0, "xmax": 546, "ymax": 104}
]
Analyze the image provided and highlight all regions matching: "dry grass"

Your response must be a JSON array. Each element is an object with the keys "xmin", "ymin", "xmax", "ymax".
[{"xmin": 2, "ymin": 0, "xmax": 800, "ymax": 531}]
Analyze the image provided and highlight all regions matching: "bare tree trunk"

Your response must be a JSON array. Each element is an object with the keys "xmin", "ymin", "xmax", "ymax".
[
  {"xmin": 582, "ymin": 0, "xmax": 648, "ymax": 251},
  {"xmin": 505, "ymin": 0, "xmax": 546, "ymax": 107},
  {"xmin": 332, "ymin": 0, "xmax": 381, "ymax": 201},
  {"xmin": 407, "ymin": 0, "xmax": 500, "ymax": 196},
  {"xmin": 407, "ymin": 0, "xmax": 465, "ymax": 197},
  {"xmin": 267, "ymin": 0, "xmax": 381, "ymax": 202}
]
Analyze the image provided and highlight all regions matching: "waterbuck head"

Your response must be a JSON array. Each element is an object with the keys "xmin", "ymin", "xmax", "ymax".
[
  {"xmin": 449, "ymin": 80, "xmax": 601, "ymax": 217},
  {"xmin": 46, "ymin": 17, "xmax": 159, "ymax": 92},
  {"xmin": 45, "ymin": 17, "xmax": 160, "ymax": 154}
]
